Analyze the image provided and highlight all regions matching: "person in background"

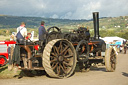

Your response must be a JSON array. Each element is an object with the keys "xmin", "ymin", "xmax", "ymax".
[
  {"xmin": 10, "ymin": 32, "xmax": 16, "ymax": 41},
  {"xmin": 38, "ymin": 21, "xmax": 47, "ymax": 67},
  {"xmin": 26, "ymin": 33, "xmax": 31, "ymax": 40},
  {"xmin": 117, "ymin": 44, "xmax": 120, "ymax": 53},
  {"xmin": 16, "ymin": 22, "xmax": 27, "ymax": 44},
  {"xmin": 8, "ymin": 22, "xmax": 28, "ymax": 70},
  {"xmin": 124, "ymin": 43, "xmax": 127, "ymax": 54},
  {"xmin": 38, "ymin": 21, "xmax": 46, "ymax": 41}
]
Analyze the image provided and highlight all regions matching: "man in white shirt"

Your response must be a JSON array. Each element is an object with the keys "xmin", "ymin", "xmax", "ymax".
[
  {"xmin": 16, "ymin": 22, "xmax": 27, "ymax": 43},
  {"xmin": 15, "ymin": 22, "xmax": 28, "ymax": 69}
]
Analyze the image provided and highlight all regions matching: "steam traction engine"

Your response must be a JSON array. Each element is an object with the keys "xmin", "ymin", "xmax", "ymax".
[{"xmin": 11, "ymin": 12, "xmax": 116, "ymax": 78}]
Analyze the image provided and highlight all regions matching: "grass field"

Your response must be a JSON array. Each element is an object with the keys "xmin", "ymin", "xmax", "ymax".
[
  {"xmin": 0, "ymin": 65, "xmax": 21, "ymax": 79},
  {"xmin": 0, "ymin": 35, "xmax": 10, "ymax": 41},
  {"xmin": 0, "ymin": 64, "xmax": 46, "ymax": 79},
  {"xmin": 0, "ymin": 35, "xmax": 38, "ymax": 41}
]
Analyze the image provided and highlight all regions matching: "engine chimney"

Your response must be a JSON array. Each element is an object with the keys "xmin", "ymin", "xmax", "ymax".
[{"xmin": 93, "ymin": 12, "xmax": 100, "ymax": 39}]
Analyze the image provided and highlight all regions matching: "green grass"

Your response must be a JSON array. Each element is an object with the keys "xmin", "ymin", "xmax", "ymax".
[
  {"xmin": 0, "ymin": 35, "xmax": 10, "ymax": 41},
  {"xmin": 0, "ymin": 64, "xmax": 46, "ymax": 79},
  {"xmin": 0, "ymin": 65, "xmax": 21, "ymax": 79}
]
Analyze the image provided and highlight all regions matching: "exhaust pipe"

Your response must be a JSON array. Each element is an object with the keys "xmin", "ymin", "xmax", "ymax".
[{"xmin": 93, "ymin": 12, "xmax": 100, "ymax": 39}]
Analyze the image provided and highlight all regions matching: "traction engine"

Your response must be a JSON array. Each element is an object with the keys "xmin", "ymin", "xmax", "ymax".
[{"xmin": 11, "ymin": 12, "xmax": 117, "ymax": 78}]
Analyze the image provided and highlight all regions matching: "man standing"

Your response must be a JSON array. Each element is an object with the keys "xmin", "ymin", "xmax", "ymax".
[
  {"xmin": 38, "ymin": 21, "xmax": 46, "ymax": 67},
  {"xmin": 8, "ymin": 22, "xmax": 27, "ymax": 70},
  {"xmin": 16, "ymin": 22, "xmax": 27, "ymax": 43},
  {"xmin": 38, "ymin": 21, "xmax": 46, "ymax": 41},
  {"xmin": 123, "ymin": 40, "xmax": 127, "ymax": 54}
]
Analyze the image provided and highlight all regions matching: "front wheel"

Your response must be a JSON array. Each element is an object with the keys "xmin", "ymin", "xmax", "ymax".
[{"xmin": 105, "ymin": 47, "xmax": 117, "ymax": 72}]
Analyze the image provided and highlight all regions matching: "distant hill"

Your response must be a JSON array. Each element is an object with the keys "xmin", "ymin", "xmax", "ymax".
[
  {"xmin": 0, "ymin": 14, "xmax": 128, "ymax": 30},
  {"xmin": 0, "ymin": 15, "xmax": 88, "ymax": 29},
  {"xmin": 0, "ymin": 15, "xmax": 128, "ymax": 39},
  {"xmin": 84, "ymin": 16, "xmax": 128, "ymax": 30}
]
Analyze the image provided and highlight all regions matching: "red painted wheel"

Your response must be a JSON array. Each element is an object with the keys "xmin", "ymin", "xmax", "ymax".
[{"xmin": 0, "ymin": 56, "xmax": 7, "ymax": 67}]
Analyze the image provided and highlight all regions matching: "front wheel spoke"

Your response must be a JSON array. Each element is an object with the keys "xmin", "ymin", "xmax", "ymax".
[
  {"xmin": 111, "ymin": 53, "xmax": 116, "ymax": 57},
  {"xmin": 111, "ymin": 63, "xmax": 115, "ymax": 69},
  {"xmin": 111, "ymin": 57, "xmax": 116, "ymax": 63}
]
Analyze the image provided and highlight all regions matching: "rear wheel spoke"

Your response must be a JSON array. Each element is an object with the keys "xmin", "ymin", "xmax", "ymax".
[
  {"xmin": 64, "ymin": 55, "xmax": 73, "ymax": 58},
  {"xmin": 50, "ymin": 58, "xmax": 57, "ymax": 63},
  {"xmin": 52, "ymin": 62, "xmax": 59, "ymax": 70},
  {"xmin": 64, "ymin": 58, "xmax": 70, "ymax": 62},
  {"xmin": 61, "ymin": 45, "xmax": 69, "ymax": 55},
  {"xmin": 53, "ymin": 46, "xmax": 59, "ymax": 55},
  {"xmin": 58, "ymin": 41, "xmax": 63, "ymax": 52},
  {"xmin": 63, "ymin": 61, "xmax": 72, "ymax": 67},
  {"xmin": 57, "ymin": 65, "xmax": 61, "ymax": 75},
  {"xmin": 51, "ymin": 53, "xmax": 57, "ymax": 57},
  {"xmin": 59, "ymin": 63, "xmax": 66, "ymax": 74}
]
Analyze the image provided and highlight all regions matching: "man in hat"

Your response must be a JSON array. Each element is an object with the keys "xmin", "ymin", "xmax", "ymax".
[{"xmin": 38, "ymin": 21, "xmax": 46, "ymax": 41}]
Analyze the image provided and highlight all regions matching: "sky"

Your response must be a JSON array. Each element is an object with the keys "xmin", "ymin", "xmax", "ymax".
[{"xmin": 0, "ymin": 0, "xmax": 128, "ymax": 19}]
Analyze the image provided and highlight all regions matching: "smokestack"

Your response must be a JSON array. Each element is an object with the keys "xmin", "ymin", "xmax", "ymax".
[{"xmin": 93, "ymin": 12, "xmax": 100, "ymax": 39}]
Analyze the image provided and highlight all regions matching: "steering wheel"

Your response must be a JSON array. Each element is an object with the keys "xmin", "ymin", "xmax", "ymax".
[
  {"xmin": 47, "ymin": 26, "xmax": 61, "ymax": 33},
  {"xmin": 46, "ymin": 26, "xmax": 61, "ymax": 43}
]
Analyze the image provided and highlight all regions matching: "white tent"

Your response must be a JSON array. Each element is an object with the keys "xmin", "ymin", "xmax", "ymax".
[{"xmin": 100, "ymin": 36, "xmax": 126, "ymax": 45}]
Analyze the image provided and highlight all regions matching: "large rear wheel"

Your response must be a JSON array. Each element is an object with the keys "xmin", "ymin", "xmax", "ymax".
[{"xmin": 43, "ymin": 39, "xmax": 77, "ymax": 78}]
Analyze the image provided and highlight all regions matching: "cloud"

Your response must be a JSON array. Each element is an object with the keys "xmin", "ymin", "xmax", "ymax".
[
  {"xmin": 0, "ymin": 0, "xmax": 128, "ymax": 19},
  {"xmin": 50, "ymin": 14, "xmax": 59, "ymax": 19}
]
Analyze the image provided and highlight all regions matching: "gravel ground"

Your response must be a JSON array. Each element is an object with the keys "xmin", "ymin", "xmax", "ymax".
[{"xmin": 0, "ymin": 52, "xmax": 128, "ymax": 85}]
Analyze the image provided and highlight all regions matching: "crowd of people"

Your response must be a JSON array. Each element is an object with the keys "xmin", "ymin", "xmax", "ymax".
[
  {"xmin": 10, "ymin": 21, "xmax": 46, "ymax": 43},
  {"xmin": 116, "ymin": 42, "xmax": 127, "ymax": 54},
  {"xmin": 8, "ymin": 21, "xmax": 47, "ymax": 70}
]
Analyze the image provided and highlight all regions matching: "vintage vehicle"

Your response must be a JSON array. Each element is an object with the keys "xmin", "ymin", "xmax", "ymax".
[
  {"xmin": 10, "ymin": 12, "xmax": 117, "ymax": 78},
  {"xmin": 0, "ymin": 41, "xmax": 16, "ymax": 66}
]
